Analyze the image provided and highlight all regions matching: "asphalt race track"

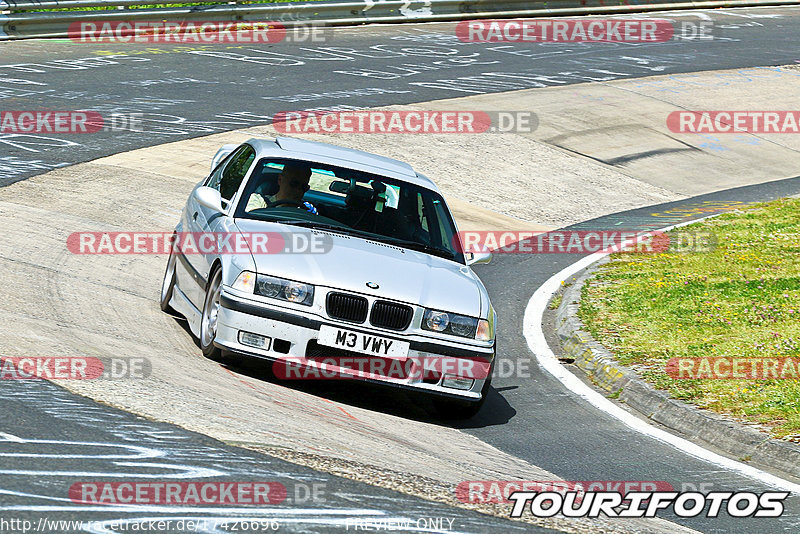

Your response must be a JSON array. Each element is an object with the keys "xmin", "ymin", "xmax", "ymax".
[
  {"xmin": 2, "ymin": 6, "xmax": 800, "ymax": 534},
  {"xmin": 0, "ymin": 378, "xmax": 534, "ymax": 533},
  {"xmin": 3, "ymin": 8, "xmax": 800, "ymax": 185}
]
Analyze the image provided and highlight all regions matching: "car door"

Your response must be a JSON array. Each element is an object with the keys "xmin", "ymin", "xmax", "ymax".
[{"xmin": 180, "ymin": 144, "xmax": 255, "ymax": 308}]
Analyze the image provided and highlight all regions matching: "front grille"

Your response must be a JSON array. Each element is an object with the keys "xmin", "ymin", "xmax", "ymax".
[
  {"xmin": 326, "ymin": 292, "xmax": 368, "ymax": 323},
  {"xmin": 370, "ymin": 300, "xmax": 413, "ymax": 331}
]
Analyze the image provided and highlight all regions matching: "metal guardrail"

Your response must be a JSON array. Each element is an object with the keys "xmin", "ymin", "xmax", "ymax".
[{"xmin": 2, "ymin": 0, "xmax": 800, "ymax": 40}]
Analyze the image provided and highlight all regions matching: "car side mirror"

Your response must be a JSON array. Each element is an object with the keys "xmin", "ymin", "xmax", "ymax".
[
  {"xmin": 195, "ymin": 186, "xmax": 224, "ymax": 213},
  {"xmin": 465, "ymin": 250, "xmax": 492, "ymax": 266}
]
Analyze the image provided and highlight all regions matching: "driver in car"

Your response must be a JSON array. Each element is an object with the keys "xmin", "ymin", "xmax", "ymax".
[{"xmin": 247, "ymin": 164, "xmax": 317, "ymax": 214}]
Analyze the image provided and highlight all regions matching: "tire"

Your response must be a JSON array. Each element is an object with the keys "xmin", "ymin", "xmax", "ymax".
[
  {"xmin": 200, "ymin": 266, "xmax": 224, "ymax": 361},
  {"xmin": 159, "ymin": 248, "xmax": 177, "ymax": 313},
  {"xmin": 433, "ymin": 353, "xmax": 495, "ymax": 420}
]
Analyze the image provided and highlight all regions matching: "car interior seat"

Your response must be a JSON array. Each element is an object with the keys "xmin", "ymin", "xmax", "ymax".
[{"xmin": 252, "ymin": 166, "xmax": 281, "ymax": 197}]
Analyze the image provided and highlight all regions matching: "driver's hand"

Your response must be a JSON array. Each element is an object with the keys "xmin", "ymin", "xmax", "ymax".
[{"xmin": 303, "ymin": 201, "xmax": 318, "ymax": 215}]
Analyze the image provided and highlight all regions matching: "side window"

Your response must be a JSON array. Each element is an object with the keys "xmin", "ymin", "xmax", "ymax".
[
  {"xmin": 206, "ymin": 150, "xmax": 236, "ymax": 190},
  {"xmin": 416, "ymin": 193, "xmax": 429, "ymax": 232},
  {"xmin": 430, "ymin": 198, "xmax": 457, "ymax": 254},
  {"xmin": 207, "ymin": 145, "xmax": 255, "ymax": 204}
]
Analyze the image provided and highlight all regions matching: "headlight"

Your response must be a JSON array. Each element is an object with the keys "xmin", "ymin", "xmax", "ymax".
[
  {"xmin": 423, "ymin": 310, "xmax": 449, "ymax": 332},
  {"xmin": 255, "ymin": 274, "xmax": 314, "ymax": 306},
  {"xmin": 450, "ymin": 315, "xmax": 475, "ymax": 337},
  {"xmin": 284, "ymin": 281, "xmax": 311, "ymax": 304},
  {"xmin": 422, "ymin": 309, "xmax": 480, "ymax": 339}
]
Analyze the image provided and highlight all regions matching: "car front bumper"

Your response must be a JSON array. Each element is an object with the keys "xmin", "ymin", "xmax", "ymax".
[{"xmin": 215, "ymin": 290, "xmax": 494, "ymax": 401}]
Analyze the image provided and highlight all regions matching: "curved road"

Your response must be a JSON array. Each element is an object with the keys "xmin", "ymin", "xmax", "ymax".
[{"xmin": 3, "ymin": 7, "xmax": 800, "ymax": 185}]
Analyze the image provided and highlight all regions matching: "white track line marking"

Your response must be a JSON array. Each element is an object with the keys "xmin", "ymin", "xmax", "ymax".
[
  {"xmin": 522, "ymin": 217, "xmax": 800, "ymax": 493},
  {"xmin": 0, "ymin": 438, "xmax": 164, "ymax": 459},
  {"xmin": 0, "ymin": 431, "xmax": 24, "ymax": 442},
  {"xmin": 0, "ymin": 462, "xmax": 223, "ymax": 478}
]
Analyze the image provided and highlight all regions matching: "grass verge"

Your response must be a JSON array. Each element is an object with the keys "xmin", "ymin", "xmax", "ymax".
[{"xmin": 578, "ymin": 197, "xmax": 800, "ymax": 440}]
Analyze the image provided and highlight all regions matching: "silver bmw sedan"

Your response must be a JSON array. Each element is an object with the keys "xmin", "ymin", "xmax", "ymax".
[{"xmin": 160, "ymin": 136, "xmax": 495, "ymax": 418}]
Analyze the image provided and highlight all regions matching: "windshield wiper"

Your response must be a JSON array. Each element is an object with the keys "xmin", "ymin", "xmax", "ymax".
[
  {"xmin": 275, "ymin": 219, "xmax": 378, "ymax": 239},
  {"xmin": 375, "ymin": 237, "xmax": 456, "ymax": 260},
  {"xmin": 249, "ymin": 216, "xmax": 351, "ymax": 234},
  {"xmin": 269, "ymin": 219, "xmax": 457, "ymax": 260}
]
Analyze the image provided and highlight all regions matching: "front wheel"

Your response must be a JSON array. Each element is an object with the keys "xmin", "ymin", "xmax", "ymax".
[
  {"xmin": 159, "ymin": 248, "xmax": 177, "ymax": 313},
  {"xmin": 200, "ymin": 267, "xmax": 224, "ymax": 361}
]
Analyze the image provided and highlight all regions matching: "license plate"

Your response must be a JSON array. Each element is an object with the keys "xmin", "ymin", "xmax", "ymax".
[{"xmin": 318, "ymin": 325, "xmax": 409, "ymax": 359}]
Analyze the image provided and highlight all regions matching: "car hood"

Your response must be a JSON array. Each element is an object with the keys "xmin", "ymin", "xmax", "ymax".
[{"xmin": 234, "ymin": 219, "xmax": 483, "ymax": 316}]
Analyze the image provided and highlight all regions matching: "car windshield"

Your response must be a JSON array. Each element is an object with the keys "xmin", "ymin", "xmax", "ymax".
[{"xmin": 234, "ymin": 158, "xmax": 463, "ymax": 263}]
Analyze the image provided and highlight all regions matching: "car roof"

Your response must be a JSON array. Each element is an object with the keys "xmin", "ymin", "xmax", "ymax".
[{"xmin": 246, "ymin": 137, "xmax": 440, "ymax": 192}]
